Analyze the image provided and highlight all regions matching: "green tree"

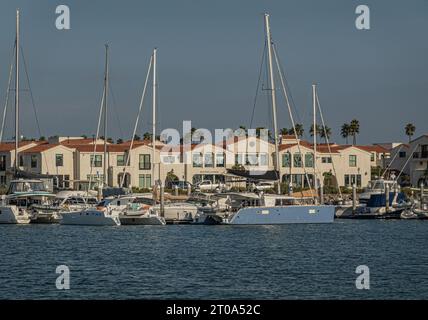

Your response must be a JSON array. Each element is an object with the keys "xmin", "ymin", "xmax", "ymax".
[
  {"xmin": 134, "ymin": 134, "xmax": 141, "ymax": 141},
  {"xmin": 349, "ymin": 119, "xmax": 360, "ymax": 145},
  {"xmin": 341, "ymin": 123, "xmax": 350, "ymax": 144},
  {"xmin": 116, "ymin": 138, "xmax": 123, "ymax": 144},
  {"xmin": 405, "ymin": 123, "xmax": 416, "ymax": 143},
  {"xmin": 320, "ymin": 126, "xmax": 332, "ymax": 143},
  {"xmin": 143, "ymin": 132, "xmax": 152, "ymax": 141},
  {"xmin": 292, "ymin": 123, "xmax": 304, "ymax": 138}
]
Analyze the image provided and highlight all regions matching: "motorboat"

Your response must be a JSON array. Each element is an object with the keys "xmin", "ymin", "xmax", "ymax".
[
  {"xmin": 119, "ymin": 197, "xmax": 165, "ymax": 225},
  {"xmin": 60, "ymin": 208, "xmax": 121, "ymax": 226},
  {"xmin": 0, "ymin": 179, "xmax": 55, "ymax": 224},
  {"xmin": 359, "ymin": 179, "xmax": 399, "ymax": 205}
]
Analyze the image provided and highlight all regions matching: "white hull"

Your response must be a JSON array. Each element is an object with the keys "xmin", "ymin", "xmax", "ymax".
[
  {"xmin": 0, "ymin": 206, "xmax": 31, "ymax": 224},
  {"xmin": 119, "ymin": 214, "xmax": 166, "ymax": 225},
  {"xmin": 60, "ymin": 210, "xmax": 120, "ymax": 226}
]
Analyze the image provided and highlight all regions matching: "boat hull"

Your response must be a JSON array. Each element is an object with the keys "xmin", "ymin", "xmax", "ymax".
[
  {"xmin": 0, "ymin": 206, "xmax": 31, "ymax": 224},
  {"xmin": 60, "ymin": 210, "xmax": 120, "ymax": 226},
  {"xmin": 226, "ymin": 205, "xmax": 335, "ymax": 225},
  {"xmin": 119, "ymin": 215, "xmax": 166, "ymax": 225}
]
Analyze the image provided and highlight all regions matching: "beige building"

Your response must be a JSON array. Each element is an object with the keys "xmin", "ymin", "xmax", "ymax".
[{"xmin": 0, "ymin": 134, "xmax": 376, "ymax": 190}]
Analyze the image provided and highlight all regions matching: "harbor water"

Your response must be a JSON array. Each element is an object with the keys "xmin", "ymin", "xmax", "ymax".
[{"xmin": 1, "ymin": 220, "xmax": 427, "ymax": 299}]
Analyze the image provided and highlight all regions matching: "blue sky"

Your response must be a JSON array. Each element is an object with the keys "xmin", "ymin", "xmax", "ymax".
[{"xmin": 0, "ymin": 0, "xmax": 427, "ymax": 144}]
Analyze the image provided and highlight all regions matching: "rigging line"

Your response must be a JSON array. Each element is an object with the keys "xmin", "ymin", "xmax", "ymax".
[
  {"xmin": 395, "ymin": 143, "xmax": 419, "ymax": 182},
  {"xmin": 0, "ymin": 42, "xmax": 16, "ymax": 142},
  {"xmin": 272, "ymin": 44, "xmax": 306, "ymax": 138},
  {"xmin": 272, "ymin": 44, "xmax": 315, "ymax": 200},
  {"xmin": 21, "ymin": 45, "xmax": 51, "ymax": 174},
  {"xmin": 20, "ymin": 46, "xmax": 43, "ymax": 139},
  {"xmin": 88, "ymin": 85, "xmax": 105, "ymax": 195},
  {"xmin": 120, "ymin": 55, "xmax": 153, "ymax": 188},
  {"xmin": 380, "ymin": 145, "xmax": 403, "ymax": 179},
  {"xmin": 316, "ymin": 91, "xmax": 343, "ymax": 199},
  {"xmin": 108, "ymin": 81, "xmax": 124, "ymax": 140},
  {"xmin": 249, "ymin": 39, "xmax": 267, "ymax": 129}
]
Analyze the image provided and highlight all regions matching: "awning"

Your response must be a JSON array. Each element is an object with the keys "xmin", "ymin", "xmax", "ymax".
[{"xmin": 226, "ymin": 169, "xmax": 280, "ymax": 181}]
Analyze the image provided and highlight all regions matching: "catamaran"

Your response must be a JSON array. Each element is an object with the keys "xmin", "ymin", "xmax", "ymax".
[{"xmin": 220, "ymin": 13, "xmax": 335, "ymax": 225}]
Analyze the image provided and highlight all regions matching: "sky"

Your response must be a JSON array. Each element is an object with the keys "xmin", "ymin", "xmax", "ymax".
[{"xmin": 0, "ymin": 0, "xmax": 427, "ymax": 145}]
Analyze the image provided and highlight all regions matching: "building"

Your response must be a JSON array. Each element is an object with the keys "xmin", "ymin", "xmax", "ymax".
[
  {"xmin": 0, "ymin": 134, "xmax": 375, "ymax": 190},
  {"xmin": 388, "ymin": 134, "xmax": 428, "ymax": 186}
]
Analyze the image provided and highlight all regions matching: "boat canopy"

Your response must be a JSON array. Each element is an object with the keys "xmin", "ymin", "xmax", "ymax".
[{"xmin": 226, "ymin": 169, "xmax": 280, "ymax": 181}]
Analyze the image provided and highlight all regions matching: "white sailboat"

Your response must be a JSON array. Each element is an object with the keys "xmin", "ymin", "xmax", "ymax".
[
  {"xmin": 222, "ymin": 13, "xmax": 335, "ymax": 225},
  {"xmin": 60, "ymin": 45, "xmax": 120, "ymax": 226}
]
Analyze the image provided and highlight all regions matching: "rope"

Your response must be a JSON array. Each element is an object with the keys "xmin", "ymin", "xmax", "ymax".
[
  {"xmin": 0, "ymin": 43, "xmax": 15, "ymax": 142},
  {"xmin": 315, "ymin": 91, "xmax": 343, "ymax": 199},
  {"xmin": 272, "ymin": 44, "xmax": 314, "ymax": 200},
  {"xmin": 249, "ymin": 39, "xmax": 266, "ymax": 129},
  {"xmin": 119, "ymin": 55, "xmax": 153, "ymax": 188},
  {"xmin": 108, "ymin": 81, "xmax": 124, "ymax": 140}
]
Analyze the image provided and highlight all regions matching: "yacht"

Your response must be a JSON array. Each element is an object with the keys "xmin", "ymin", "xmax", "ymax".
[
  {"xmin": 217, "ymin": 193, "xmax": 335, "ymax": 225},
  {"xmin": 60, "ymin": 208, "xmax": 121, "ymax": 226},
  {"xmin": 359, "ymin": 179, "xmax": 398, "ymax": 204},
  {"xmin": 119, "ymin": 197, "xmax": 165, "ymax": 225},
  {"xmin": 0, "ymin": 179, "xmax": 55, "ymax": 224}
]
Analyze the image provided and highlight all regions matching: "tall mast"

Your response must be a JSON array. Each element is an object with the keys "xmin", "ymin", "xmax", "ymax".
[
  {"xmin": 312, "ymin": 84, "xmax": 318, "ymax": 203},
  {"xmin": 103, "ymin": 44, "xmax": 109, "ymax": 187},
  {"xmin": 264, "ymin": 13, "xmax": 280, "ymax": 194},
  {"xmin": 14, "ymin": 9, "xmax": 20, "ymax": 173},
  {"xmin": 152, "ymin": 48, "xmax": 157, "ymax": 187}
]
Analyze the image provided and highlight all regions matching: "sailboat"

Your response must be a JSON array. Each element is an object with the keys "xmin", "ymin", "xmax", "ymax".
[
  {"xmin": 222, "ymin": 13, "xmax": 335, "ymax": 225},
  {"xmin": 117, "ymin": 48, "xmax": 166, "ymax": 225},
  {"xmin": 60, "ymin": 45, "xmax": 120, "ymax": 226},
  {"xmin": 0, "ymin": 10, "xmax": 58, "ymax": 224}
]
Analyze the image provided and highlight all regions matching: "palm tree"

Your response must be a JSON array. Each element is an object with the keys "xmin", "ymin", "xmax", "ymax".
[
  {"xmin": 143, "ymin": 132, "xmax": 152, "ymax": 141},
  {"xmin": 292, "ymin": 123, "xmax": 304, "ymax": 138},
  {"xmin": 309, "ymin": 124, "xmax": 322, "ymax": 139},
  {"xmin": 349, "ymin": 119, "xmax": 360, "ymax": 145},
  {"xmin": 280, "ymin": 128, "xmax": 289, "ymax": 136},
  {"xmin": 320, "ymin": 126, "xmax": 332, "ymax": 143},
  {"xmin": 405, "ymin": 123, "xmax": 416, "ymax": 143},
  {"xmin": 341, "ymin": 123, "xmax": 350, "ymax": 144}
]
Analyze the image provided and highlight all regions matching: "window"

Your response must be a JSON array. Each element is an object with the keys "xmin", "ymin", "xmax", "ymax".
[
  {"xmin": 31, "ymin": 155, "xmax": 38, "ymax": 168},
  {"xmin": 162, "ymin": 155, "xmax": 176, "ymax": 164},
  {"xmin": 371, "ymin": 153, "xmax": 375, "ymax": 162},
  {"xmin": 0, "ymin": 175, "xmax": 6, "ymax": 185},
  {"xmin": 282, "ymin": 153, "xmax": 291, "ymax": 167},
  {"xmin": 0, "ymin": 155, "xmax": 6, "ymax": 171},
  {"xmin": 204, "ymin": 153, "xmax": 214, "ymax": 167},
  {"xmin": 260, "ymin": 153, "xmax": 268, "ymax": 166},
  {"xmin": 192, "ymin": 153, "xmax": 203, "ymax": 167},
  {"xmin": 421, "ymin": 145, "xmax": 428, "ymax": 158},
  {"xmin": 246, "ymin": 153, "xmax": 258, "ymax": 166},
  {"xmin": 90, "ymin": 155, "xmax": 102, "ymax": 167},
  {"xmin": 399, "ymin": 151, "xmax": 406, "ymax": 158},
  {"xmin": 117, "ymin": 154, "xmax": 126, "ymax": 166},
  {"xmin": 139, "ymin": 154, "xmax": 151, "ymax": 170},
  {"xmin": 235, "ymin": 154, "xmax": 243, "ymax": 165},
  {"xmin": 19, "ymin": 155, "xmax": 24, "ymax": 167},
  {"xmin": 344, "ymin": 174, "xmax": 362, "ymax": 187},
  {"xmin": 305, "ymin": 153, "xmax": 314, "ymax": 168},
  {"xmin": 413, "ymin": 152, "xmax": 420, "ymax": 159},
  {"xmin": 216, "ymin": 153, "xmax": 225, "ymax": 167},
  {"xmin": 349, "ymin": 155, "xmax": 357, "ymax": 167},
  {"xmin": 138, "ymin": 174, "xmax": 152, "ymax": 188},
  {"xmin": 55, "ymin": 154, "xmax": 63, "ymax": 167},
  {"xmin": 293, "ymin": 153, "xmax": 302, "ymax": 168},
  {"xmin": 322, "ymin": 157, "xmax": 332, "ymax": 164}
]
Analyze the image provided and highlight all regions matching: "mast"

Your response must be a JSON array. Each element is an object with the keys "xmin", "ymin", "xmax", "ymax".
[
  {"xmin": 103, "ymin": 44, "xmax": 109, "ymax": 187},
  {"xmin": 14, "ymin": 9, "xmax": 20, "ymax": 173},
  {"xmin": 264, "ymin": 13, "xmax": 281, "ymax": 194},
  {"xmin": 312, "ymin": 84, "xmax": 318, "ymax": 203},
  {"xmin": 152, "ymin": 48, "xmax": 157, "ymax": 188}
]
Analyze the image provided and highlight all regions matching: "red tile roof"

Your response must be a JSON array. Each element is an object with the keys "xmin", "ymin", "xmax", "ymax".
[
  {"xmin": 354, "ymin": 145, "xmax": 390, "ymax": 153},
  {"xmin": 21, "ymin": 144, "xmax": 63, "ymax": 153},
  {"xmin": 0, "ymin": 141, "xmax": 38, "ymax": 152}
]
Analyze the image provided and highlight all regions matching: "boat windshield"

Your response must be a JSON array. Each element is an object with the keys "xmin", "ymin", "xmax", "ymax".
[{"xmin": 8, "ymin": 180, "xmax": 48, "ymax": 194}]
